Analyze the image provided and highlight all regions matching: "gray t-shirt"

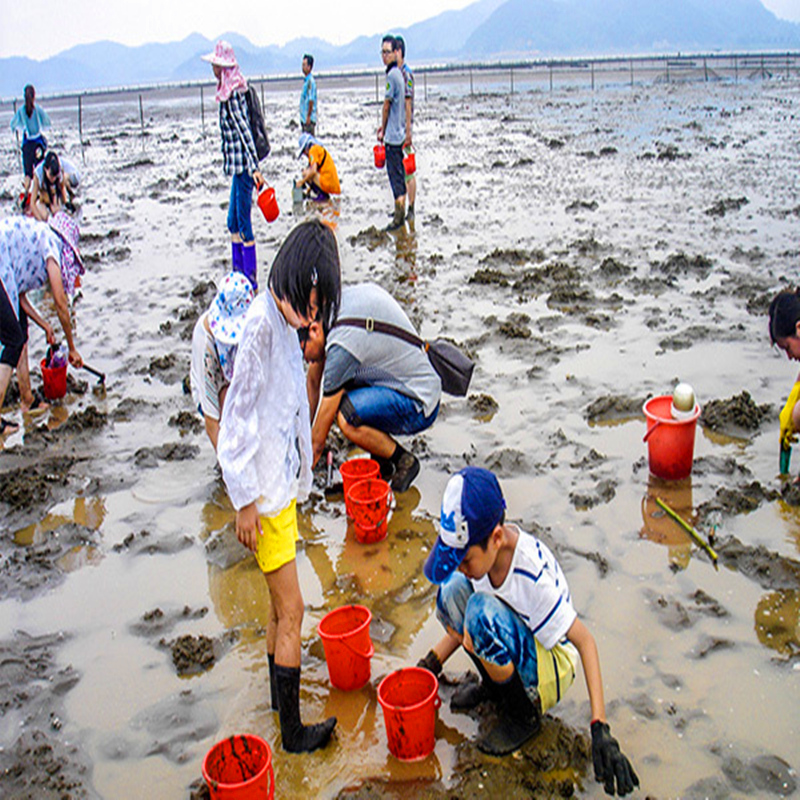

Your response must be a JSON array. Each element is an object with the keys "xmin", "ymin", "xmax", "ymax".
[
  {"xmin": 384, "ymin": 65, "xmax": 406, "ymax": 147},
  {"xmin": 324, "ymin": 283, "xmax": 441, "ymax": 416}
]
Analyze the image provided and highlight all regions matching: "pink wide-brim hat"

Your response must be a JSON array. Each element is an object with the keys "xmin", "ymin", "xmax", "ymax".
[{"xmin": 201, "ymin": 40, "xmax": 238, "ymax": 68}]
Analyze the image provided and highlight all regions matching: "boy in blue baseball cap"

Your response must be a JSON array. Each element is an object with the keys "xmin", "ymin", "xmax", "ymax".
[{"xmin": 419, "ymin": 467, "xmax": 639, "ymax": 796}]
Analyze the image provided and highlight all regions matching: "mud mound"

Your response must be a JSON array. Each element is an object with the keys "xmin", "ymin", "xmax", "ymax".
[
  {"xmin": 657, "ymin": 252, "xmax": 713, "ymax": 279},
  {"xmin": 134, "ymin": 442, "xmax": 200, "ymax": 467},
  {"xmin": 112, "ymin": 529, "xmax": 194, "ymax": 556},
  {"xmin": 701, "ymin": 391, "xmax": 771, "ymax": 435},
  {"xmin": 168, "ymin": 634, "xmax": 215, "ymax": 676},
  {"xmin": 0, "ymin": 456, "xmax": 75, "ymax": 511},
  {"xmin": 62, "ymin": 405, "xmax": 108, "ymax": 432},
  {"xmin": 348, "ymin": 226, "xmax": 390, "ymax": 251},
  {"xmin": 697, "ymin": 481, "xmax": 780, "ymax": 517},
  {"xmin": 469, "ymin": 268, "xmax": 509, "ymax": 286},
  {"xmin": 169, "ymin": 411, "xmax": 203, "ymax": 434},
  {"xmin": 705, "ymin": 197, "xmax": 749, "ymax": 217},
  {"xmin": 586, "ymin": 394, "xmax": 645, "ymax": 423},
  {"xmin": 715, "ymin": 534, "xmax": 800, "ymax": 591}
]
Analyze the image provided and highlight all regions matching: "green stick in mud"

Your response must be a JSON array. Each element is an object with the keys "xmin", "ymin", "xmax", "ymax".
[{"xmin": 656, "ymin": 497, "xmax": 719, "ymax": 570}]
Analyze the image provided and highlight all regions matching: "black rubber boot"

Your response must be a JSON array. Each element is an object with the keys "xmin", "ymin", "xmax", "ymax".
[
  {"xmin": 451, "ymin": 650, "xmax": 497, "ymax": 711},
  {"xmin": 385, "ymin": 201, "xmax": 405, "ymax": 232},
  {"xmin": 268, "ymin": 653, "xmax": 279, "ymax": 711},
  {"xmin": 477, "ymin": 669, "xmax": 542, "ymax": 756},
  {"xmin": 275, "ymin": 664, "xmax": 337, "ymax": 753}
]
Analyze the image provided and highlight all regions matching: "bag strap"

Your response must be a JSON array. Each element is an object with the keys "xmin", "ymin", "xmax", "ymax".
[{"xmin": 333, "ymin": 317, "xmax": 427, "ymax": 350}]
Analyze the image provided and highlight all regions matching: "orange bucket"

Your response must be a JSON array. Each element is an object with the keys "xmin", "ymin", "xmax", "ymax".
[
  {"xmin": 643, "ymin": 395, "xmax": 701, "ymax": 481},
  {"xmin": 318, "ymin": 605, "xmax": 374, "ymax": 691},
  {"xmin": 257, "ymin": 186, "xmax": 279, "ymax": 223},
  {"xmin": 403, "ymin": 150, "xmax": 416, "ymax": 175},
  {"xmin": 378, "ymin": 667, "xmax": 440, "ymax": 761},
  {"xmin": 340, "ymin": 458, "xmax": 380, "ymax": 517},
  {"xmin": 202, "ymin": 734, "xmax": 274, "ymax": 800},
  {"xmin": 373, "ymin": 144, "xmax": 386, "ymax": 168},
  {"xmin": 40, "ymin": 358, "xmax": 67, "ymax": 400},
  {"xmin": 348, "ymin": 478, "xmax": 392, "ymax": 544}
]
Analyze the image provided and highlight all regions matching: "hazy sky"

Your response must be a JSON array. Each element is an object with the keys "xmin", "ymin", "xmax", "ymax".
[{"xmin": 2, "ymin": 0, "xmax": 799, "ymax": 61}]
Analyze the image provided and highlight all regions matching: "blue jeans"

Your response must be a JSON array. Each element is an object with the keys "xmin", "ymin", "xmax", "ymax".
[
  {"xmin": 340, "ymin": 386, "xmax": 438, "ymax": 436},
  {"xmin": 227, "ymin": 172, "xmax": 254, "ymax": 242},
  {"xmin": 436, "ymin": 573, "xmax": 577, "ymax": 711}
]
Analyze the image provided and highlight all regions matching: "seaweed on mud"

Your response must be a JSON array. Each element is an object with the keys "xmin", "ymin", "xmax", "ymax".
[{"xmin": 700, "ymin": 391, "xmax": 771, "ymax": 434}]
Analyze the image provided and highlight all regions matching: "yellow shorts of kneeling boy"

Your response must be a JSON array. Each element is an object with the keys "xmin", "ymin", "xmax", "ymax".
[
  {"xmin": 254, "ymin": 499, "xmax": 299, "ymax": 574},
  {"xmin": 536, "ymin": 639, "xmax": 578, "ymax": 712}
]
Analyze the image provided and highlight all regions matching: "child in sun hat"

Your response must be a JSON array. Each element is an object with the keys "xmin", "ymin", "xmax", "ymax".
[
  {"xmin": 417, "ymin": 467, "xmax": 639, "ymax": 796},
  {"xmin": 0, "ymin": 214, "xmax": 84, "ymax": 432},
  {"xmin": 190, "ymin": 271, "xmax": 255, "ymax": 451},
  {"xmin": 296, "ymin": 133, "xmax": 340, "ymax": 202},
  {"xmin": 202, "ymin": 40, "xmax": 265, "ymax": 291},
  {"xmin": 216, "ymin": 220, "xmax": 341, "ymax": 753}
]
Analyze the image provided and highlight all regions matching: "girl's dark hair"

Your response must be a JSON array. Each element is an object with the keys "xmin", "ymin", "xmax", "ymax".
[
  {"xmin": 42, "ymin": 152, "xmax": 61, "ymax": 199},
  {"xmin": 768, "ymin": 288, "xmax": 800, "ymax": 345},
  {"xmin": 269, "ymin": 220, "xmax": 341, "ymax": 334},
  {"xmin": 24, "ymin": 84, "xmax": 35, "ymax": 117}
]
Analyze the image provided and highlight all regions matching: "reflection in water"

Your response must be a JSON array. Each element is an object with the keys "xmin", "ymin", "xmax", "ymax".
[
  {"xmin": 640, "ymin": 475, "xmax": 694, "ymax": 570},
  {"xmin": 15, "ymin": 495, "xmax": 108, "ymax": 546},
  {"xmin": 754, "ymin": 589, "xmax": 800, "ymax": 656},
  {"xmin": 394, "ymin": 224, "xmax": 418, "ymax": 283}
]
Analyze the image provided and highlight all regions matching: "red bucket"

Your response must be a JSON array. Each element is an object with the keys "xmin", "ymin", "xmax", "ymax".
[
  {"xmin": 378, "ymin": 667, "xmax": 440, "ymax": 761},
  {"xmin": 643, "ymin": 395, "xmax": 701, "ymax": 481},
  {"xmin": 347, "ymin": 478, "xmax": 392, "ymax": 544},
  {"xmin": 202, "ymin": 734, "xmax": 274, "ymax": 800},
  {"xmin": 317, "ymin": 604, "xmax": 374, "ymax": 691},
  {"xmin": 40, "ymin": 358, "xmax": 67, "ymax": 400},
  {"xmin": 257, "ymin": 186, "xmax": 279, "ymax": 223},
  {"xmin": 373, "ymin": 144, "xmax": 386, "ymax": 168},
  {"xmin": 403, "ymin": 150, "xmax": 416, "ymax": 176},
  {"xmin": 340, "ymin": 458, "xmax": 380, "ymax": 517}
]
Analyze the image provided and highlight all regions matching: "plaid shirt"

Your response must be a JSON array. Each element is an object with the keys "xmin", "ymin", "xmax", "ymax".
[{"xmin": 219, "ymin": 90, "xmax": 259, "ymax": 176}]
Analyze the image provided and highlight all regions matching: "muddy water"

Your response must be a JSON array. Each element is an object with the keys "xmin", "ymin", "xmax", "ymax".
[{"xmin": 1, "ymin": 73, "xmax": 799, "ymax": 799}]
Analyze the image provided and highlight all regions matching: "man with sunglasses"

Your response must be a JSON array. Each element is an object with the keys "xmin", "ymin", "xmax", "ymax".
[
  {"xmin": 300, "ymin": 282, "xmax": 441, "ymax": 493},
  {"xmin": 377, "ymin": 35, "xmax": 407, "ymax": 232}
]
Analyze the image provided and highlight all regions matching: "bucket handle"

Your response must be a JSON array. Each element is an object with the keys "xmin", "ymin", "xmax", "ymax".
[
  {"xmin": 643, "ymin": 421, "xmax": 662, "ymax": 442},
  {"xmin": 341, "ymin": 635, "xmax": 375, "ymax": 661}
]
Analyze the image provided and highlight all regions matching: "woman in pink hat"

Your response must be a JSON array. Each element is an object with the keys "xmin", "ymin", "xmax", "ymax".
[
  {"xmin": 202, "ymin": 40, "xmax": 264, "ymax": 291},
  {"xmin": 0, "ymin": 212, "xmax": 84, "ymax": 433}
]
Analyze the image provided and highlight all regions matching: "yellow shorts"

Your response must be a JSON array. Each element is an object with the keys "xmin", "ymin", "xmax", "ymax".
[
  {"xmin": 254, "ymin": 500, "xmax": 299, "ymax": 574},
  {"xmin": 536, "ymin": 639, "xmax": 578, "ymax": 712}
]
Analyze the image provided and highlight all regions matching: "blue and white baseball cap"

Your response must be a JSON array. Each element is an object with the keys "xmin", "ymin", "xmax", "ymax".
[{"xmin": 423, "ymin": 467, "xmax": 506, "ymax": 584}]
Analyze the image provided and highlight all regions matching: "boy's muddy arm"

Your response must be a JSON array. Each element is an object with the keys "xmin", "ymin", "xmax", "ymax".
[{"xmin": 417, "ymin": 631, "xmax": 461, "ymax": 675}]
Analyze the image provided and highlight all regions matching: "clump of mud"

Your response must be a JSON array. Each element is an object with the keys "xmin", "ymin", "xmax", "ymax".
[
  {"xmin": 585, "ymin": 394, "xmax": 645, "ymax": 423},
  {"xmin": 0, "ymin": 456, "xmax": 76, "ymax": 511},
  {"xmin": 469, "ymin": 267, "xmax": 509, "ymax": 286},
  {"xmin": 169, "ymin": 411, "xmax": 204, "ymax": 434},
  {"xmin": 348, "ymin": 226, "xmax": 391, "ymax": 251},
  {"xmin": 701, "ymin": 391, "xmax": 771, "ymax": 435},
  {"xmin": 705, "ymin": 196, "xmax": 749, "ymax": 217},
  {"xmin": 134, "ymin": 442, "xmax": 200, "ymax": 467},
  {"xmin": 61, "ymin": 405, "xmax": 108, "ymax": 432},
  {"xmin": 468, "ymin": 393, "xmax": 499, "ymax": 416},
  {"xmin": 167, "ymin": 634, "xmax": 216, "ymax": 676},
  {"xmin": 697, "ymin": 481, "xmax": 780, "ymax": 517}
]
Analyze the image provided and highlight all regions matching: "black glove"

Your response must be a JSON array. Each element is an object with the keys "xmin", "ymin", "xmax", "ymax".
[
  {"xmin": 416, "ymin": 649, "xmax": 443, "ymax": 676},
  {"xmin": 591, "ymin": 720, "xmax": 639, "ymax": 797}
]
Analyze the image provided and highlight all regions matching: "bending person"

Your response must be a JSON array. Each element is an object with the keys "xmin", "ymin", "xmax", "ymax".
[
  {"xmin": 190, "ymin": 271, "xmax": 254, "ymax": 450},
  {"xmin": 217, "ymin": 220, "xmax": 341, "ymax": 753},
  {"xmin": 31, "ymin": 152, "xmax": 81, "ymax": 221},
  {"xmin": 302, "ymin": 282, "xmax": 440, "ymax": 493},
  {"xmin": 0, "ymin": 213, "xmax": 84, "ymax": 433},
  {"xmin": 769, "ymin": 288, "xmax": 800, "ymax": 477},
  {"xmin": 202, "ymin": 41, "xmax": 263, "ymax": 290},
  {"xmin": 296, "ymin": 133, "xmax": 340, "ymax": 202},
  {"xmin": 418, "ymin": 467, "xmax": 639, "ymax": 796}
]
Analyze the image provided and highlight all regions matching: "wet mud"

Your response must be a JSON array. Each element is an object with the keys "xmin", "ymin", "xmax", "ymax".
[{"xmin": 1, "ymin": 74, "xmax": 800, "ymax": 799}]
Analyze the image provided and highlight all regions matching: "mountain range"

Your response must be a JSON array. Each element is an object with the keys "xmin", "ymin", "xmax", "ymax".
[{"xmin": 2, "ymin": 0, "xmax": 799, "ymax": 97}]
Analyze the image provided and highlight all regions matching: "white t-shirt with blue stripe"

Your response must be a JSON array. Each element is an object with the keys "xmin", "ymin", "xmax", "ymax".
[{"xmin": 471, "ymin": 525, "xmax": 577, "ymax": 651}]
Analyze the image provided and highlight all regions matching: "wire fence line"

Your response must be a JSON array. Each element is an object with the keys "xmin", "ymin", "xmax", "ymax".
[{"xmin": 2, "ymin": 50, "xmax": 798, "ymax": 160}]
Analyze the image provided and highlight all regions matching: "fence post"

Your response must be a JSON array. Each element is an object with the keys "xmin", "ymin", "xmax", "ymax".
[
  {"xmin": 787, "ymin": 52, "xmax": 790, "ymax": 79},
  {"xmin": 139, "ymin": 94, "xmax": 145, "ymax": 144},
  {"xmin": 200, "ymin": 85, "xmax": 205, "ymax": 136},
  {"xmin": 424, "ymin": 71, "xmax": 427, "ymax": 102},
  {"xmin": 78, "ymin": 96, "xmax": 85, "ymax": 164},
  {"xmin": 510, "ymin": 66, "xmax": 514, "ymax": 94},
  {"xmin": 630, "ymin": 59, "xmax": 634, "ymax": 86},
  {"xmin": 734, "ymin": 55, "xmax": 738, "ymax": 83},
  {"xmin": 549, "ymin": 63, "xmax": 553, "ymax": 91},
  {"xmin": 470, "ymin": 67, "xmax": 473, "ymax": 96},
  {"xmin": 13, "ymin": 99, "xmax": 22, "ymax": 172},
  {"xmin": 591, "ymin": 62, "xmax": 595, "ymax": 91},
  {"xmin": 666, "ymin": 58, "xmax": 670, "ymax": 84},
  {"xmin": 704, "ymin": 57, "xmax": 708, "ymax": 82}
]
